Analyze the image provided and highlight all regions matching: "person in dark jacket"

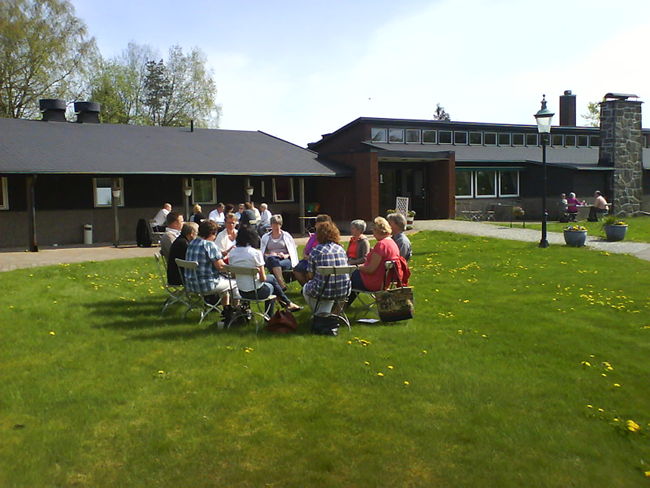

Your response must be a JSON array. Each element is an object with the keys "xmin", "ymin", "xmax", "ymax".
[{"xmin": 167, "ymin": 222, "xmax": 198, "ymax": 285}]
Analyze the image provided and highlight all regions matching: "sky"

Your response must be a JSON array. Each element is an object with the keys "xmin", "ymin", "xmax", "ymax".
[{"xmin": 71, "ymin": 0, "xmax": 650, "ymax": 146}]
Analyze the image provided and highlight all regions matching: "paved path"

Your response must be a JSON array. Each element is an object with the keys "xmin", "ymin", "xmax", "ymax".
[{"xmin": 1, "ymin": 223, "xmax": 649, "ymax": 272}]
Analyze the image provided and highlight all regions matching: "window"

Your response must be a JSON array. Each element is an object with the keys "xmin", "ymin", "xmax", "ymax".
[
  {"xmin": 405, "ymin": 129, "xmax": 421, "ymax": 143},
  {"xmin": 93, "ymin": 177, "xmax": 124, "ymax": 207},
  {"xmin": 484, "ymin": 132, "xmax": 497, "ymax": 146},
  {"xmin": 565, "ymin": 135, "xmax": 576, "ymax": 147},
  {"xmin": 192, "ymin": 177, "xmax": 217, "ymax": 204},
  {"xmin": 577, "ymin": 135, "xmax": 589, "ymax": 147},
  {"xmin": 388, "ymin": 128, "xmax": 404, "ymax": 143},
  {"xmin": 499, "ymin": 171, "xmax": 519, "ymax": 197},
  {"xmin": 0, "ymin": 177, "xmax": 8, "ymax": 210},
  {"xmin": 551, "ymin": 134, "xmax": 564, "ymax": 146},
  {"xmin": 272, "ymin": 177, "xmax": 294, "ymax": 202},
  {"xmin": 512, "ymin": 134, "xmax": 525, "ymax": 146},
  {"xmin": 371, "ymin": 128, "xmax": 387, "ymax": 143},
  {"xmin": 438, "ymin": 130, "xmax": 452, "ymax": 144},
  {"xmin": 455, "ymin": 171, "xmax": 473, "ymax": 198},
  {"xmin": 475, "ymin": 170, "xmax": 497, "ymax": 197},
  {"xmin": 498, "ymin": 133, "xmax": 511, "ymax": 146},
  {"xmin": 469, "ymin": 132, "xmax": 482, "ymax": 145},
  {"xmin": 526, "ymin": 133, "xmax": 538, "ymax": 146},
  {"xmin": 454, "ymin": 131, "xmax": 468, "ymax": 145},
  {"xmin": 590, "ymin": 135, "xmax": 600, "ymax": 147},
  {"xmin": 422, "ymin": 129, "xmax": 437, "ymax": 144}
]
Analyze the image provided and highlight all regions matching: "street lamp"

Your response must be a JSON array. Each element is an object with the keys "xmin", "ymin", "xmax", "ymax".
[{"xmin": 534, "ymin": 94, "xmax": 554, "ymax": 248}]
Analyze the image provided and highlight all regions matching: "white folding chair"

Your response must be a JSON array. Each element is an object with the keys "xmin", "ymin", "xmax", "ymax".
[
  {"xmin": 153, "ymin": 252, "xmax": 189, "ymax": 314},
  {"xmin": 223, "ymin": 265, "xmax": 276, "ymax": 333},
  {"xmin": 350, "ymin": 260, "xmax": 397, "ymax": 315},
  {"xmin": 148, "ymin": 219, "xmax": 165, "ymax": 246},
  {"xmin": 175, "ymin": 258, "xmax": 223, "ymax": 324},
  {"xmin": 315, "ymin": 265, "xmax": 356, "ymax": 331}
]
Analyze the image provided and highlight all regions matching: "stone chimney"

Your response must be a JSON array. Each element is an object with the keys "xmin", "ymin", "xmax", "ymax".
[
  {"xmin": 559, "ymin": 90, "xmax": 576, "ymax": 126},
  {"xmin": 39, "ymin": 99, "xmax": 67, "ymax": 122},
  {"xmin": 598, "ymin": 93, "xmax": 643, "ymax": 216},
  {"xmin": 74, "ymin": 101, "xmax": 101, "ymax": 123}
]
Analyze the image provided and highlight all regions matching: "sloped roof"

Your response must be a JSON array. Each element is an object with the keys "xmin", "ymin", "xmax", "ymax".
[{"xmin": 0, "ymin": 118, "xmax": 349, "ymax": 176}]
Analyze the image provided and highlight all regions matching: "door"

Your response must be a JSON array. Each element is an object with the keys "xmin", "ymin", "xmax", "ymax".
[{"xmin": 379, "ymin": 164, "xmax": 429, "ymax": 219}]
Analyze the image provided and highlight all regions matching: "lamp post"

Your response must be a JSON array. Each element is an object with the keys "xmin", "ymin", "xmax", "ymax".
[{"xmin": 534, "ymin": 95, "xmax": 554, "ymax": 248}]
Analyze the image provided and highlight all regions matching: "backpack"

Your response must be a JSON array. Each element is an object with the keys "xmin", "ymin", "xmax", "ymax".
[{"xmin": 136, "ymin": 219, "xmax": 152, "ymax": 247}]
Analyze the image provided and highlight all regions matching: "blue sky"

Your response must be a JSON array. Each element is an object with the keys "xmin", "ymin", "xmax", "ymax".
[{"xmin": 71, "ymin": 0, "xmax": 650, "ymax": 146}]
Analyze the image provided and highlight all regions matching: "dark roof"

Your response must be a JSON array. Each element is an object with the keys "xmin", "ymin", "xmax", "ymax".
[{"xmin": 0, "ymin": 118, "xmax": 350, "ymax": 176}]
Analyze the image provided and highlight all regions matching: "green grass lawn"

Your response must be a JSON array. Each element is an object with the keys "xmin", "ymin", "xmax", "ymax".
[
  {"xmin": 1, "ymin": 232, "xmax": 649, "ymax": 487},
  {"xmin": 494, "ymin": 215, "xmax": 650, "ymax": 242}
]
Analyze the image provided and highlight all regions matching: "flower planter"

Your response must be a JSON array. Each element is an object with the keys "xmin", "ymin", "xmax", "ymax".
[
  {"xmin": 564, "ymin": 230, "xmax": 587, "ymax": 247},
  {"xmin": 604, "ymin": 224, "xmax": 628, "ymax": 242}
]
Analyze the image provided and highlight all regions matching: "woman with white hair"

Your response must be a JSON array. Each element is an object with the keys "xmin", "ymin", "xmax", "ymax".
[
  {"xmin": 566, "ymin": 192, "xmax": 584, "ymax": 222},
  {"xmin": 260, "ymin": 214, "xmax": 299, "ymax": 289},
  {"xmin": 347, "ymin": 219, "xmax": 369, "ymax": 265}
]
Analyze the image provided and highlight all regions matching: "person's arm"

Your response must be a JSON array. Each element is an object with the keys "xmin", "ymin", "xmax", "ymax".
[
  {"xmin": 212, "ymin": 258, "xmax": 226, "ymax": 272},
  {"xmin": 257, "ymin": 265, "xmax": 266, "ymax": 282},
  {"xmin": 348, "ymin": 238, "xmax": 369, "ymax": 265},
  {"xmin": 359, "ymin": 251, "xmax": 382, "ymax": 274}
]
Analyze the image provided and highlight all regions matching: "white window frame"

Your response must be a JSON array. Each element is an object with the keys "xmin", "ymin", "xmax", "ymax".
[
  {"xmin": 454, "ymin": 131, "xmax": 468, "ymax": 145},
  {"xmin": 405, "ymin": 128, "xmax": 421, "ymax": 144},
  {"xmin": 498, "ymin": 171, "xmax": 520, "ymax": 197},
  {"xmin": 526, "ymin": 133, "xmax": 538, "ymax": 146},
  {"xmin": 422, "ymin": 129, "xmax": 437, "ymax": 144},
  {"xmin": 191, "ymin": 177, "xmax": 217, "ymax": 204},
  {"xmin": 468, "ymin": 132, "xmax": 483, "ymax": 145},
  {"xmin": 590, "ymin": 135, "xmax": 600, "ymax": 147},
  {"xmin": 475, "ymin": 170, "xmax": 497, "ymax": 198},
  {"xmin": 455, "ymin": 171, "xmax": 474, "ymax": 199},
  {"xmin": 438, "ymin": 130, "xmax": 452, "ymax": 144},
  {"xmin": 577, "ymin": 135, "xmax": 589, "ymax": 147},
  {"xmin": 272, "ymin": 177, "xmax": 294, "ymax": 202},
  {"xmin": 484, "ymin": 132, "xmax": 497, "ymax": 146},
  {"xmin": 564, "ymin": 135, "xmax": 576, "ymax": 147},
  {"xmin": 0, "ymin": 177, "xmax": 8, "ymax": 210},
  {"xmin": 512, "ymin": 133, "xmax": 525, "ymax": 146},
  {"xmin": 551, "ymin": 134, "xmax": 564, "ymax": 147},
  {"xmin": 370, "ymin": 128, "xmax": 387, "ymax": 143},
  {"xmin": 388, "ymin": 128, "xmax": 404, "ymax": 143},
  {"xmin": 497, "ymin": 133, "xmax": 511, "ymax": 146},
  {"xmin": 93, "ymin": 177, "xmax": 124, "ymax": 207}
]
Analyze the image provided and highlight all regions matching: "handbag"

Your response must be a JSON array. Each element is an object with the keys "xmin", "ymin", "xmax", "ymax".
[
  {"xmin": 311, "ymin": 314, "xmax": 340, "ymax": 336},
  {"xmin": 375, "ymin": 286, "xmax": 414, "ymax": 322},
  {"xmin": 264, "ymin": 309, "xmax": 298, "ymax": 334}
]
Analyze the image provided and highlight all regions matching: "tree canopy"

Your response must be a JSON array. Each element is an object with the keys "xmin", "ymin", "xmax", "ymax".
[
  {"xmin": 0, "ymin": 0, "xmax": 96, "ymax": 118},
  {"xmin": 582, "ymin": 101, "xmax": 600, "ymax": 127},
  {"xmin": 433, "ymin": 103, "xmax": 451, "ymax": 121}
]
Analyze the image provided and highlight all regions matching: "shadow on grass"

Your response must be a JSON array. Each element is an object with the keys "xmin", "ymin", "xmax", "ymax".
[{"xmin": 87, "ymin": 296, "xmax": 196, "ymax": 330}]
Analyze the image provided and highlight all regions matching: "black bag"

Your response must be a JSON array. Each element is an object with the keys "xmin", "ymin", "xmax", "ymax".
[
  {"xmin": 375, "ymin": 287, "xmax": 414, "ymax": 322},
  {"xmin": 136, "ymin": 219, "xmax": 152, "ymax": 247},
  {"xmin": 311, "ymin": 314, "xmax": 339, "ymax": 336}
]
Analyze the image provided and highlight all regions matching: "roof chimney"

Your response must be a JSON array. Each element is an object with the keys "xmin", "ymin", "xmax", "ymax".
[
  {"xmin": 559, "ymin": 90, "xmax": 576, "ymax": 126},
  {"xmin": 74, "ymin": 101, "xmax": 101, "ymax": 123},
  {"xmin": 39, "ymin": 99, "xmax": 67, "ymax": 122}
]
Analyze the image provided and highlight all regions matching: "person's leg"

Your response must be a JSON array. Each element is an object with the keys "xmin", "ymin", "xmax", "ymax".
[
  {"xmin": 265, "ymin": 255, "xmax": 287, "ymax": 289},
  {"xmin": 241, "ymin": 282, "xmax": 274, "ymax": 316},
  {"xmin": 267, "ymin": 275, "xmax": 301, "ymax": 311},
  {"xmin": 347, "ymin": 270, "xmax": 367, "ymax": 306},
  {"xmin": 293, "ymin": 259, "xmax": 309, "ymax": 285}
]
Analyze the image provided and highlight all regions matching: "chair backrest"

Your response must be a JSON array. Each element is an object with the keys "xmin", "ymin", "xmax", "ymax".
[
  {"xmin": 223, "ymin": 264, "xmax": 259, "ymax": 277},
  {"xmin": 153, "ymin": 252, "xmax": 168, "ymax": 287},
  {"xmin": 317, "ymin": 265, "xmax": 357, "ymax": 276},
  {"xmin": 174, "ymin": 258, "xmax": 199, "ymax": 290},
  {"xmin": 395, "ymin": 197, "xmax": 409, "ymax": 216}
]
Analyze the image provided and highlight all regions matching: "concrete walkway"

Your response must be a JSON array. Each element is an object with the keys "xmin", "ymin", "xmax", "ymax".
[{"xmin": 1, "ymin": 223, "xmax": 649, "ymax": 272}]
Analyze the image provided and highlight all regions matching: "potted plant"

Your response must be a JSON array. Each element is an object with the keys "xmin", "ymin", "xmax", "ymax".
[
  {"xmin": 563, "ymin": 224, "xmax": 588, "ymax": 247},
  {"xmin": 406, "ymin": 210, "xmax": 416, "ymax": 227},
  {"xmin": 602, "ymin": 215, "xmax": 628, "ymax": 241}
]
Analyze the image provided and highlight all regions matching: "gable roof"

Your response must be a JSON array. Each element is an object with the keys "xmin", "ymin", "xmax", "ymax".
[{"xmin": 0, "ymin": 118, "xmax": 349, "ymax": 176}]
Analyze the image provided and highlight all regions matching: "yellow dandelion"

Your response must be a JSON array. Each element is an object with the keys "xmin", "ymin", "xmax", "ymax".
[
  {"xmin": 49, "ymin": 331, "xmax": 56, "ymax": 335},
  {"xmin": 597, "ymin": 408, "xmax": 604, "ymax": 413},
  {"xmin": 586, "ymin": 404, "xmax": 593, "ymax": 409},
  {"xmin": 644, "ymin": 471, "xmax": 650, "ymax": 478},
  {"xmin": 403, "ymin": 381, "xmax": 410, "ymax": 386},
  {"xmin": 364, "ymin": 361, "xmax": 370, "ymax": 366},
  {"xmin": 158, "ymin": 370, "xmax": 165, "ymax": 374},
  {"xmin": 580, "ymin": 361, "xmax": 591, "ymax": 367},
  {"xmin": 626, "ymin": 420, "xmax": 640, "ymax": 432},
  {"xmin": 422, "ymin": 350, "xmax": 428, "ymax": 354},
  {"xmin": 377, "ymin": 372, "xmax": 384, "ymax": 377},
  {"xmin": 613, "ymin": 383, "xmax": 621, "ymax": 388},
  {"xmin": 387, "ymin": 365, "xmax": 394, "ymax": 370}
]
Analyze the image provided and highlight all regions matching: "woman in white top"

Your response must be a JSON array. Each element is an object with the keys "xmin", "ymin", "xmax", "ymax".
[
  {"xmin": 228, "ymin": 228, "xmax": 301, "ymax": 313},
  {"xmin": 214, "ymin": 212, "xmax": 238, "ymax": 257},
  {"xmin": 260, "ymin": 214, "xmax": 299, "ymax": 289}
]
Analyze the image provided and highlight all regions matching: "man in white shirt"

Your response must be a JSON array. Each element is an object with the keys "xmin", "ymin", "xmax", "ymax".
[
  {"xmin": 208, "ymin": 203, "xmax": 225, "ymax": 226},
  {"xmin": 215, "ymin": 213, "xmax": 238, "ymax": 257},
  {"xmin": 160, "ymin": 211, "xmax": 184, "ymax": 258},
  {"xmin": 152, "ymin": 203, "xmax": 172, "ymax": 231},
  {"xmin": 258, "ymin": 203, "xmax": 272, "ymax": 234}
]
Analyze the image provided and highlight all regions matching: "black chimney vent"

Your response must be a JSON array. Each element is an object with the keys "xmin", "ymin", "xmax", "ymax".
[
  {"xmin": 39, "ymin": 99, "xmax": 67, "ymax": 122},
  {"xmin": 559, "ymin": 90, "xmax": 576, "ymax": 126},
  {"xmin": 74, "ymin": 101, "xmax": 101, "ymax": 123}
]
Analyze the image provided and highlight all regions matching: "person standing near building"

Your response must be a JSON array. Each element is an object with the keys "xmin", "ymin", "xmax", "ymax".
[{"xmin": 152, "ymin": 203, "xmax": 171, "ymax": 231}]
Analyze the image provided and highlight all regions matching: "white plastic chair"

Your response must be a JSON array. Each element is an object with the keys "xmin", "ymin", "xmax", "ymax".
[
  {"xmin": 350, "ymin": 260, "xmax": 397, "ymax": 315},
  {"xmin": 175, "ymin": 258, "xmax": 223, "ymax": 324},
  {"xmin": 315, "ymin": 265, "xmax": 356, "ymax": 331},
  {"xmin": 153, "ymin": 252, "xmax": 189, "ymax": 315},
  {"xmin": 224, "ymin": 265, "xmax": 276, "ymax": 333}
]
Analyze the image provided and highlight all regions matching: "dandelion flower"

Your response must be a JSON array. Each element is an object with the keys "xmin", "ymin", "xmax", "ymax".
[
  {"xmin": 403, "ymin": 381, "xmax": 410, "ymax": 386},
  {"xmin": 586, "ymin": 404, "xmax": 593, "ymax": 409},
  {"xmin": 626, "ymin": 420, "xmax": 640, "ymax": 432},
  {"xmin": 158, "ymin": 370, "xmax": 165, "ymax": 374},
  {"xmin": 422, "ymin": 350, "xmax": 428, "ymax": 354},
  {"xmin": 580, "ymin": 361, "xmax": 591, "ymax": 367},
  {"xmin": 364, "ymin": 361, "xmax": 370, "ymax": 366},
  {"xmin": 377, "ymin": 372, "xmax": 384, "ymax": 377},
  {"xmin": 49, "ymin": 331, "xmax": 56, "ymax": 335},
  {"xmin": 597, "ymin": 408, "xmax": 605, "ymax": 413},
  {"xmin": 613, "ymin": 383, "xmax": 621, "ymax": 388},
  {"xmin": 387, "ymin": 365, "xmax": 394, "ymax": 370}
]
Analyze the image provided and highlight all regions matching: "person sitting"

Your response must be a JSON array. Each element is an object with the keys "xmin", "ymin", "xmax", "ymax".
[
  {"xmin": 167, "ymin": 222, "xmax": 198, "ymax": 285},
  {"xmin": 234, "ymin": 203, "xmax": 245, "ymax": 221},
  {"xmin": 208, "ymin": 202, "xmax": 225, "ymax": 227},
  {"xmin": 152, "ymin": 203, "xmax": 171, "ymax": 231},
  {"xmin": 348, "ymin": 217, "xmax": 402, "ymax": 305},
  {"xmin": 558, "ymin": 193, "xmax": 569, "ymax": 222},
  {"xmin": 239, "ymin": 201, "xmax": 258, "ymax": 228},
  {"xmin": 258, "ymin": 203, "xmax": 272, "ymax": 234},
  {"xmin": 215, "ymin": 213, "xmax": 238, "ymax": 259},
  {"xmin": 160, "ymin": 211, "xmax": 184, "ymax": 259},
  {"xmin": 190, "ymin": 204, "xmax": 205, "ymax": 224},
  {"xmin": 566, "ymin": 192, "xmax": 584, "ymax": 222},
  {"xmin": 228, "ymin": 227, "xmax": 301, "ymax": 314},
  {"xmin": 184, "ymin": 220, "xmax": 238, "ymax": 319},
  {"xmin": 293, "ymin": 214, "xmax": 331, "ymax": 285},
  {"xmin": 303, "ymin": 221, "xmax": 351, "ymax": 318},
  {"xmin": 260, "ymin": 214, "xmax": 299, "ymax": 290},
  {"xmin": 588, "ymin": 191, "xmax": 610, "ymax": 221},
  {"xmin": 347, "ymin": 219, "xmax": 370, "ymax": 265},
  {"xmin": 387, "ymin": 213, "xmax": 412, "ymax": 262}
]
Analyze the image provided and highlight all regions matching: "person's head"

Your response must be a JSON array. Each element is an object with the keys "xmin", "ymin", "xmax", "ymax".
[
  {"xmin": 270, "ymin": 214, "xmax": 283, "ymax": 230},
  {"xmin": 238, "ymin": 203, "xmax": 245, "ymax": 212},
  {"xmin": 387, "ymin": 213, "xmax": 406, "ymax": 234},
  {"xmin": 163, "ymin": 203, "xmax": 172, "ymax": 211},
  {"xmin": 316, "ymin": 221, "xmax": 340, "ymax": 245},
  {"xmin": 166, "ymin": 211, "xmax": 184, "ymax": 230},
  {"xmin": 594, "ymin": 190, "xmax": 602, "ymax": 197},
  {"xmin": 260, "ymin": 203, "xmax": 268, "ymax": 211},
  {"xmin": 235, "ymin": 227, "xmax": 260, "ymax": 248},
  {"xmin": 225, "ymin": 203, "xmax": 235, "ymax": 213},
  {"xmin": 217, "ymin": 202, "xmax": 225, "ymax": 211},
  {"xmin": 198, "ymin": 220, "xmax": 218, "ymax": 239},
  {"xmin": 192, "ymin": 204, "xmax": 202, "ymax": 214},
  {"xmin": 350, "ymin": 219, "xmax": 366, "ymax": 237},
  {"xmin": 244, "ymin": 201, "xmax": 253, "ymax": 210},
  {"xmin": 560, "ymin": 193, "xmax": 566, "ymax": 199},
  {"xmin": 372, "ymin": 216, "xmax": 391, "ymax": 240},
  {"xmin": 569, "ymin": 192, "xmax": 576, "ymax": 198},
  {"xmin": 225, "ymin": 212, "xmax": 238, "ymax": 227},
  {"xmin": 315, "ymin": 214, "xmax": 332, "ymax": 224},
  {"xmin": 181, "ymin": 222, "xmax": 199, "ymax": 240}
]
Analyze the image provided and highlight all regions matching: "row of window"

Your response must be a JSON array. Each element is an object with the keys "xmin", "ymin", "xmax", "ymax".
[
  {"xmin": 370, "ymin": 127, "xmax": 601, "ymax": 148},
  {"xmin": 456, "ymin": 169, "xmax": 520, "ymax": 199}
]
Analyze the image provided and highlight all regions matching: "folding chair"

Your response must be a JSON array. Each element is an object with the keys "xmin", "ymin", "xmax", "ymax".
[
  {"xmin": 223, "ymin": 265, "xmax": 276, "ymax": 333},
  {"xmin": 350, "ymin": 261, "xmax": 397, "ymax": 315},
  {"xmin": 315, "ymin": 265, "xmax": 356, "ymax": 331},
  {"xmin": 175, "ymin": 258, "xmax": 223, "ymax": 324},
  {"xmin": 153, "ymin": 252, "xmax": 189, "ymax": 315},
  {"xmin": 148, "ymin": 219, "xmax": 165, "ymax": 246}
]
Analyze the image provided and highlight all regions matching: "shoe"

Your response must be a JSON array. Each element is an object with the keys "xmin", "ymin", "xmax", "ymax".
[{"xmin": 286, "ymin": 303, "xmax": 302, "ymax": 312}]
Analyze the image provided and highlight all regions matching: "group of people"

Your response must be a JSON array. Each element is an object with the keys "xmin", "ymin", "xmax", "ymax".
[
  {"xmin": 187, "ymin": 202, "xmax": 273, "ymax": 234},
  {"xmin": 158, "ymin": 205, "xmax": 413, "ymax": 334},
  {"xmin": 558, "ymin": 191, "xmax": 610, "ymax": 222}
]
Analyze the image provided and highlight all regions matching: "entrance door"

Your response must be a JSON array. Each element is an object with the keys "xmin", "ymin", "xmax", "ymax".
[{"xmin": 379, "ymin": 164, "xmax": 429, "ymax": 218}]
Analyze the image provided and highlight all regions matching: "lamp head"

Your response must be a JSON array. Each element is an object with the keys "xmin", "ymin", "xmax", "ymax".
[{"xmin": 534, "ymin": 94, "xmax": 554, "ymax": 134}]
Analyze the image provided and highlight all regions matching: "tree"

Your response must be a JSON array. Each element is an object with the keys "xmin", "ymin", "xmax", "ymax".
[
  {"xmin": 582, "ymin": 101, "xmax": 600, "ymax": 127},
  {"xmin": 143, "ymin": 59, "xmax": 171, "ymax": 126},
  {"xmin": 433, "ymin": 103, "xmax": 451, "ymax": 121},
  {"xmin": 0, "ymin": 0, "xmax": 96, "ymax": 119}
]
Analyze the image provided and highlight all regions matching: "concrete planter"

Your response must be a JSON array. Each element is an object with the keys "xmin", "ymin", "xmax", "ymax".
[
  {"xmin": 604, "ymin": 224, "xmax": 628, "ymax": 242},
  {"xmin": 563, "ymin": 230, "xmax": 587, "ymax": 247}
]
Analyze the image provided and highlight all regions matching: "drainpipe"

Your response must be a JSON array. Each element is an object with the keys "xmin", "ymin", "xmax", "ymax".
[{"xmin": 26, "ymin": 175, "xmax": 38, "ymax": 252}]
